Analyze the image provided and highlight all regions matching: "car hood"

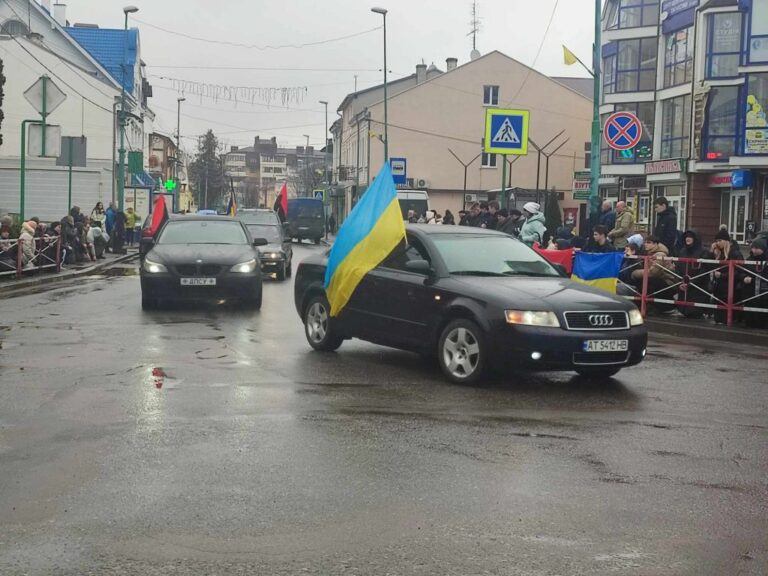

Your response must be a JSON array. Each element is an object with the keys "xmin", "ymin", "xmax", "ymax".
[
  {"xmin": 449, "ymin": 276, "xmax": 634, "ymax": 312},
  {"xmin": 148, "ymin": 244, "xmax": 256, "ymax": 266},
  {"xmin": 258, "ymin": 243, "xmax": 284, "ymax": 254}
]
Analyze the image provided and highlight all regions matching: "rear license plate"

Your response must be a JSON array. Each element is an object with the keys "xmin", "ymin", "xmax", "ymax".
[
  {"xmin": 583, "ymin": 340, "xmax": 628, "ymax": 352},
  {"xmin": 180, "ymin": 278, "xmax": 216, "ymax": 286}
]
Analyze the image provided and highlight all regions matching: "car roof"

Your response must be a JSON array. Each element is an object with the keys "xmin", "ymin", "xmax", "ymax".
[
  {"xmin": 166, "ymin": 215, "xmax": 239, "ymax": 223},
  {"xmin": 406, "ymin": 224, "xmax": 508, "ymax": 237}
]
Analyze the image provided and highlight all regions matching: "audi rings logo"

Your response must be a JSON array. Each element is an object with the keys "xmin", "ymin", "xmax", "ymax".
[{"xmin": 588, "ymin": 314, "xmax": 614, "ymax": 327}]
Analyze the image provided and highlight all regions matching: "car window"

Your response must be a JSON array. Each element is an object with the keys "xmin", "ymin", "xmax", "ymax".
[
  {"xmin": 380, "ymin": 238, "xmax": 430, "ymax": 273},
  {"xmin": 157, "ymin": 221, "xmax": 248, "ymax": 245},
  {"xmin": 246, "ymin": 224, "xmax": 282, "ymax": 243},
  {"xmin": 432, "ymin": 234, "xmax": 560, "ymax": 277}
]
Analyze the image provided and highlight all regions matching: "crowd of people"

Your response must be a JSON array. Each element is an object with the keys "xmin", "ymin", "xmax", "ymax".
[{"xmin": 0, "ymin": 202, "xmax": 144, "ymax": 274}]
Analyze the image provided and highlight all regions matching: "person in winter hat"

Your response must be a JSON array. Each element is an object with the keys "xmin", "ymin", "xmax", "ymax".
[
  {"xmin": 519, "ymin": 202, "xmax": 547, "ymax": 246},
  {"xmin": 675, "ymin": 230, "xmax": 712, "ymax": 318},
  {"xmin": 711, "ymin": 229, "xmax": 745, "ymax": 324},
  {"xmin": 742, "ymin": 238, "xmax": 768, "ymax": 328},
  {"xmin": 19, "ymin": 220, "xmax": 37, "ymax": 267}
]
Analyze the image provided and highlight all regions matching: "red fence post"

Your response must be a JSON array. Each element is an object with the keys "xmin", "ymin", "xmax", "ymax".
[
  {"xmin": 726, "ymin": 259, "xmax": 735, "ymax": 327},
  {"xmin": 640, "ymin": 255, "xmax": 650, "ymax": 317}
]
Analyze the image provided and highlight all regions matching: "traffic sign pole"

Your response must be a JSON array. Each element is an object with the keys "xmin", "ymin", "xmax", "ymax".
[
  {"xmin": 41, "ymin": 76, "xmax": 47, "ymax": 157},
  {"xmin": 501, "ymin": 154, "xmax": 507, "ymax": 197}
]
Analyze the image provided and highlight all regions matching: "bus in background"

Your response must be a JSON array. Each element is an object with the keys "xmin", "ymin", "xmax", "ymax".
[
  {"xmin": 286, "ymin": 198, "xmax": 324, "ymax": 244},
  {"xmin": 396, "ymin": 190, "xmax": 430, "ymax": 220}
]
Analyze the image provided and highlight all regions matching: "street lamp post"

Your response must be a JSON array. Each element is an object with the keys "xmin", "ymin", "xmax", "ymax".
[
  {"xmin": 176, "ymin": 97, "xmax": 185, "ymax": 182},
  {"xmin": 319, "ymin": 100, "xmax": 329, "ymax": 186},
  {"xmin": 371, "ymin": 7, "xmax": 388, "ymax": 163},
  {"xmin": 117, "ymin": 5, "xmax": 138, "ymax": 212}
]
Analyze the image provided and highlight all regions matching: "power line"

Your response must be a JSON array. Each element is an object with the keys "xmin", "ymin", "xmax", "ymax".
[
  {"xmin": 505, "ymin": 0, "xmax": 561, "ymax": 106},
  {"xmin": 133, "ymin": 19, "xmax": 381, "ymax": 50},
  {"xmin": 148, "ymin": 64, "xmax": 382, "ymax": 72}
]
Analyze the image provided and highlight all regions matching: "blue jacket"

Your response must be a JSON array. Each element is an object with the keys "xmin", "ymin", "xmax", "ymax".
[
  {"xmin": 105, "ymin": 207, "xmax": 116, "ymax": 233},
  {"xmin": 599, "ymin": 209, "xmax": 616, "ymax": 231}
]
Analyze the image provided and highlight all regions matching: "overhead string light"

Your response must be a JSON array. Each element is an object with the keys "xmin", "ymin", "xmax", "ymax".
[{"xmin": 168, "ymin": 78, "xmax": 308, "ymax": 107}]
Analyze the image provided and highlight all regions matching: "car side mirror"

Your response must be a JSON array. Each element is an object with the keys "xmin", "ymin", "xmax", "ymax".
[
  {"xmin": 140, "ymin": 236, "xmax": 155, "ymax": 247},
  {"xmin": 405, "ymin": 259, "xmax": 432, "ymax": 274},
  {"xmin": 253, "ymin": 238, "xmax": 269, "ymax": 247}
]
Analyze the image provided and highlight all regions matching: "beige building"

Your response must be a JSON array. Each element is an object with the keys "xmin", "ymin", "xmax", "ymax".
[{"xmin": 332, "ymin": 51, "xmax": 593, "ymax": 227}]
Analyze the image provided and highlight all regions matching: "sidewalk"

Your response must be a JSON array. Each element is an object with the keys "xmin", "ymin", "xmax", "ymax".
[
  {"xmin": 0, "ymin": 249, "xmax": 138, "ymax": 298},
  {"xmin": 645, "ymin": 314, "xmax": 768, "ymax": 347}
]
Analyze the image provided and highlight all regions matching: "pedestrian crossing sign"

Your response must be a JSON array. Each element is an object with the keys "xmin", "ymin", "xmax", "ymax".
[{"xmin": 484, "ymin": 108, "xmax": 529, "ymax": 155}]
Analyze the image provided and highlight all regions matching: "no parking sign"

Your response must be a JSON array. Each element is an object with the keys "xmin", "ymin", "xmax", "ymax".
[{"xmin": 603, "ymin": 111, "xmax": 642, "ymax": 151}]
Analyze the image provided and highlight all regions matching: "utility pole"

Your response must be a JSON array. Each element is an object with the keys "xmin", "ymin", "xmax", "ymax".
[
  {"xmin": 118, "ymin": 6, "xmax": 139, "ymax": 212},
  {"xmin": 589, "ymin": 0, "xmax": 603, "ymax": 226},
  {"xmin": 176, "ymin": 97, "xmax": 185, "ymax": 185},
  {"xmin": 371, "ymin": 7, "xmax": 389, "ymax": 162}
]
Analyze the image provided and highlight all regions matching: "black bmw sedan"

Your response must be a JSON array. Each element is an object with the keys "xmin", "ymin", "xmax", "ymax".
[
  {"xmin": 294, "ymin": 226, "xmax": 647, "ymax": 384},
  {"xmin": 140, "ymin": 216, "xmax": 267, "ymax": 310}
]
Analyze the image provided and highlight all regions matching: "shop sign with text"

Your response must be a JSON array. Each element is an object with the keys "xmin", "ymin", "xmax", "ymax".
[{"xmin": 645, "ymin": 159, "xmax": 687, "ymax": 175}]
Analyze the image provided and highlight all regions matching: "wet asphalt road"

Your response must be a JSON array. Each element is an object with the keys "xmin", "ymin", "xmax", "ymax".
[{"xmin": 0, "ymin": 242, "xmax": 767, "ymax": 576}]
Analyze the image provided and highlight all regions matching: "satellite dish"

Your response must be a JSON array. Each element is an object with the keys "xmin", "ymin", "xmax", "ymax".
[{"xmin": 470, "ymin": 49, "xmax": 481, "ymax": 61}]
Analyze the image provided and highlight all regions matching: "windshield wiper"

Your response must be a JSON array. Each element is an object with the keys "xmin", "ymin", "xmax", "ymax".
[{"xmin": 451, "ymin": 270, "xmax": 507, "ymax": 277}]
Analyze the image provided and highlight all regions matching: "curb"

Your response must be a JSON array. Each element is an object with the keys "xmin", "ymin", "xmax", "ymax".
[
  {"xmin": 0, "ymin": 252, "xmax": 139, "ymax": 298},
  {"xmin": 646, "ymin": 317, "xmax": 768, "ymax": 347}
]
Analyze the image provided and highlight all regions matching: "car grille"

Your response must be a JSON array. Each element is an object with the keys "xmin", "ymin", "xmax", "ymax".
[
  {"xmin": 572, "ymin": 352, "xmax": 630, "ymax": 366},
  {"xmin": 563, "ymin": 311, "xmax": 629, "ymax": 331},
  {"xmin": 173, "ymin": 264, "xmax": 223, "ymax": 277}
]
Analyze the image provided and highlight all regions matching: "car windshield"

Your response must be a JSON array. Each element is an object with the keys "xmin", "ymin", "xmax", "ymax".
[
  {"xmin": 238, "ymin": 212, "xmax": 279, "ymax": 225},
  {"xmin": 294, "ymin": 203, "xmax": 323, "ymax": 219},
  {"xmin": 246, "ymin": 224, "xmax": 282, "ymax": 244},
  {"xmin": 432, "ymin": 234, "xmax": 560, "ymax": 277},
  {"xmin": 157, "ymin": 221, "xmax": 248, "ymax": 245}
]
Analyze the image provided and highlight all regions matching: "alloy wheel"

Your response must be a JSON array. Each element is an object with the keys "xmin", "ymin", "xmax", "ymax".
[
  {"xmin": 306, "ymin": 301, "xmax": 328, "ymax": 343},
  {"xmin": 442, "ymin": 327, "xmax": 480, "ymax": 379}
]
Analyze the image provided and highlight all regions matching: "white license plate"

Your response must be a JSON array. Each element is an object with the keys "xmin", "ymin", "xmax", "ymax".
[
  {"xmin": 180, "ymin": 278, "xmax": 216, "ymax": 286},
  {"xmin": 583, "ymin": 340, "xmax": 628, "ymax": 352}
]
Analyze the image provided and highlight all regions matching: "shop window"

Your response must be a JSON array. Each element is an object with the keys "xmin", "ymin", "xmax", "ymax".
[
  {"xmin": 706, "ymin": 13, "xmax": 743, "ymax": 79},
  {"xmin": 748, "ymin": 0, "xmax": 768, "ymax": 63},
  {"xmin": 611, "ymin": 38, "xmax": 658, "ymax": 93},
  {"xmin": 745, "ymin": 74, "xmax": 768, "ymax": 155},
  {"xmin": 703, "ymin": 86, "xmax": 740, "ymax": 160},
  {"xmin": 661, "ymin": 95, "xmax": 691, "ymax": 159},
  {"xmin": 663, "ymin": 27, "xmax": 694, "ymax": 88},
  {"xmin": 603, "ymin": 54, "xmax": 617, "ymax": 95},
  {"xmin": 605, "ymin": 0, "xmax": 660, "ymax": 30}
]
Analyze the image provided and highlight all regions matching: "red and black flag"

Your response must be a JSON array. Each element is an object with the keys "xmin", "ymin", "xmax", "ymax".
[
  {"xmin": 149, "ymin": 194, "xmax": 169, "ymax": 237},
  {"xmin": 274, "ymin": 182, "xmax": 288, "ymax": 222}
]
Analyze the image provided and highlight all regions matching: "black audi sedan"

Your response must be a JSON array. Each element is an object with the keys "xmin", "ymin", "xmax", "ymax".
[
  {"xmin": 294, "ymin": 226, "xmax": 647, "ymax": 384},
  {"xmin": 140, "ymin": 216, "xmax": 267, "ymax": 310}
]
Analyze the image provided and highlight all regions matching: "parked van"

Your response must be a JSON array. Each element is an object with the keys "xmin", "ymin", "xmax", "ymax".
[
  {"xmin": 396, "ymin": 190, "xmax": 430, "ymax": 220},
  {"xmin": 287, "ymin": 198, "xmax": 324, "ymax": 244}
]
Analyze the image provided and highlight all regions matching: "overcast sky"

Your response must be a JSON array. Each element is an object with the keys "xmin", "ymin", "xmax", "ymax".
[{"xmin": 64, "ymin": 0, "xmax": 595, "ymax": 154}]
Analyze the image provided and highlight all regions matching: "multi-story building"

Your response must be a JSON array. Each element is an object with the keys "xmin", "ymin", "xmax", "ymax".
[
  {"xmin": 599, "ymin": 0, "xmax": 768, "ymax": 243},
  {"xmin": 148, "ymin": 133, "xmax": 178, "ymax": 185},
  {"xmin": 331, "ymin": 53, "xmax": 593, "ymax": 221}
]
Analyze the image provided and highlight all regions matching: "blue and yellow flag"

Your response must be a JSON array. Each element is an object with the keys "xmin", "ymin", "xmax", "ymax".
[
  {"xmin": 571, "ymin": 252, "xmax": 624, "ymax": 294},
  {"xmin": 226, "ymin": 188, "xmax": 237, "ymax": 217},
  {"xmin": 324, "ymin": 163, "xmax": 405, "ymax": 316}
]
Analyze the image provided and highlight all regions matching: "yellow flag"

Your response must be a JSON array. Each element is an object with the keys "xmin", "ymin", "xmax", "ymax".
[{"xmin": 563, "ymin": 45, "xmax": 578, "ymax": 66}]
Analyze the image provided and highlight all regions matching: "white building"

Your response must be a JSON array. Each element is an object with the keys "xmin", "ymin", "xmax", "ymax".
[{"xmin": 0, "ymin": 0, "xmax": 154, "ymax": 221}]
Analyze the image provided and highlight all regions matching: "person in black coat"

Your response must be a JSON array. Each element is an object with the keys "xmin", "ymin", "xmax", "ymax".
[
  {"xmin": 676, "ymin": 230, "xmax": 712, "ymax": 318},
  {"xmin": 710, "ymin": 229, "xmax": 745, "ymax": 324},
  {"xmin": 442, "ymin": 210, "xmax": 456, "ymax": 225},
  {"xmin": 112, "ymin": 210, "xmax": 127, "ymax": 254},
  {"xmin": 653, "ymin": 196, "xmax": 678, "ymax": 254},
  {"xmin": 585, "ymin": 225, "xmax": 615, "ymax": 253},
  {"xmin": 742, "ymin": 238, "xmax": 768, "ymax": 328}
]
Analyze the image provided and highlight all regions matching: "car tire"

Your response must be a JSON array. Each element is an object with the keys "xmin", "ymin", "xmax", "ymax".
[
  {"xmin": 141, "ymin": 295, "xmax": 156, "ymax": 310},
  {"xmin": 574, "ymin": 367, "xmax": 621, "ymax": 380},
  {"xmin": 437, "ymin": 319, "xmax": 487, "ymax": 385},
  {"xmin": 304, "ymin": 295, "xmax": 343, "ymax": 352},
  {"xmin": 276, "ymin": 262, "xmax": 287, "ymax": 281},
  {"xmin": 286, "ymin": 260, "xmax": 293, "ymax": 278}
]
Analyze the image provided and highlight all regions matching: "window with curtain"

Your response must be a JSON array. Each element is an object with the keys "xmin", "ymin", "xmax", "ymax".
[
  {"xmin": 664, "ymin": 27, "xmax": 694, "ymax": 87},
  {"xmin": 613, "ymin": 38, "xmax": 658, "ymax": 92},
  {"xmin": 706, "ymin": 13, "xmax": 743, "ymax": 78},
  {"xmin": 703, "ymin": 86, "xmax": 740, "ymax": 160},
  {"xmin": 661, "ymin": 95, "xmax": 691, "ymax": 159}
]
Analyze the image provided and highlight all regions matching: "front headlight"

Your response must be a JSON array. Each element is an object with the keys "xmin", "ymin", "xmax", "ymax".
[
  {"xmin": 143, "ymin": 258, "xmax": 167, "ymax": 274},
  {"xmin": 230, "ymin": 259, "xmax": 257, "ymax": 274},
  {"xmin": 505, "ymin": 310, "xmax": 561, "ymax": 328},
  {"xmin": 261, "ymin": 252, "xmax": 283, "ymax": 260},
  {"xmin": 629, "ymin": 309, "xmax": 644, "ymax": 326}
]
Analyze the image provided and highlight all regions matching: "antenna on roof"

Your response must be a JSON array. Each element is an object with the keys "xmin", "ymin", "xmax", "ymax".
[{"xmin": 468, "ymin": 1, "xmax": 482, "ymax": 60}]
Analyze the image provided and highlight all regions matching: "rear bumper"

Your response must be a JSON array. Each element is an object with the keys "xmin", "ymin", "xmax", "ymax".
[
  {"xmin": 488, "ymin": 323, "xmax": 648, "ymax": 371},
  {"xmin": 140, "ymin": 274, "xmax": 261, "ymax": 301}
]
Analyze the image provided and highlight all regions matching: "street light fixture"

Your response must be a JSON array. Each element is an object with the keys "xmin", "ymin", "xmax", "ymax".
[
  {"xmin": 175, "ymin": 97, "xmax": 186, "ymax": 184},
  {"xmin": 371, "ymin": 6, "xmax": 388, "ymax": 163},
  {"xmin": 117, "ymin": 5, "xmax": 139, "ymax": 212}
]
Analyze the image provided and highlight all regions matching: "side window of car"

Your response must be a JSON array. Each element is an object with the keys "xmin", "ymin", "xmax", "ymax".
[{"xmin": 380, "ymin": 237, "xmax": 430, "ymax": 273}]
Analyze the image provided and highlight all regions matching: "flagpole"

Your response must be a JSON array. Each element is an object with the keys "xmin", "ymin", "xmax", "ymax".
[{"xmin": 588, "ymin": 0, "xmax": 602, "ymax": 230}]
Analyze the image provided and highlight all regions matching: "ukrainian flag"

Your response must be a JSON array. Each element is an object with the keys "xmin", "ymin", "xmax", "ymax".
[
  {"xmin": 324, "ymin": 163, "xmax": 405, "ymax": 316},
  {"xmin": 571, "ymin": 252, "xmax": 624, "ymax": 294},
  {"xmin": 227, "ymin": 188, "xmax": 237, "ymax": 217}
]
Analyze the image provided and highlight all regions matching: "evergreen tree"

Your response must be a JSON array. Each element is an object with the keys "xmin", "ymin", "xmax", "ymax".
[
  {"xmin": 544, "ymin": 190, "xmax": 562, "ymax": 242},
  {"xmin": 189, "ymin": 130, "xmax": 226, "ymax": 210}
]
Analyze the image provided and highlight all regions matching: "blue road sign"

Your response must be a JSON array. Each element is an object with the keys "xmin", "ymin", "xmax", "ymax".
[
  {"xmin": 315, "ymin": 190, "xmax": 324, "ymax": 200},
  {"xmin": 390, "ymin": 157, "xmax": 407, "ymax": 185},
  {"xmin": 603, "ymin": 111, "xmax": 642, "ymax": 151},
  {"xmin": 484, "ymin": 109, "xmax": 530, "ymax": 155}
]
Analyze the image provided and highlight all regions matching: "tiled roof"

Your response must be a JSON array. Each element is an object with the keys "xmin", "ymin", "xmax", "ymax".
[{"xmin": 66, "ymin": 27, "xmax": 137, "ymax": 94}]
